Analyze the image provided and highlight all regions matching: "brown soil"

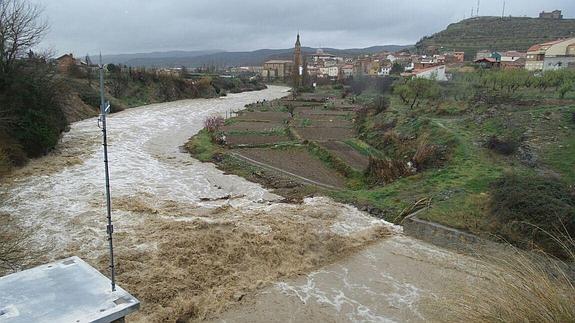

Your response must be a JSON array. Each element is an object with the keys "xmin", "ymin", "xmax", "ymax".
[
  {"xmin": 295, "ymin": 119, "xmax": 353, "ymax": 128},
  {"xmin": 222, "ymin": 121, "xmax": 285, "ymax": 133},
  {"xmin": 235, "ymin": 111, "xmax": 290, "ymax": 122},
  {"xmin": 234, "ymin": 147, "xmax": 347, "ymax": 188},
  {"xmin": 92, "ymin": 197, "xmax": 390, "ymax": 322},
  {"xmin": 294, "ymin": 107, "xmax": 351, "ymax": 117},
  {"xmin": 225, "ymin": 134, "xmax": 292, "ymax": 146},
  {"xmin": 293, "ymin": 127, "xmax": 356, "ymax": 141},
  {"xmin": 279, "ymin": 100, "xmax": 322, "ymax": 107},
  {"xmin": 59, "ymin": 92, "xmax": 98, "ymax": 123},
  {"xmin": 320, "ymin": 141, "xmax": 370, "ymax": 171}
]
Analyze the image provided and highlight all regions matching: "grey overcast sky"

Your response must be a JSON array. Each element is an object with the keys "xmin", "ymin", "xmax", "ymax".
[{"xmin": 34, "ymin": 0, "xmax": 575, "ymax": 56}]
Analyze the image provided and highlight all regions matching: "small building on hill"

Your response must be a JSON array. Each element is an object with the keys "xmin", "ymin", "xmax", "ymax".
[
  {"xmin": 55, "ymin": 53, "xmax": 79, "ymax": 73},
  {"xmin": 539, "ymin": 10, "xmax": 563, "ymax": 19}
]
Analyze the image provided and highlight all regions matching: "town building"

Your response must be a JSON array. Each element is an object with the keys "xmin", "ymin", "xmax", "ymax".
[
  {"xmin": 474, "ymin": 57, "xmax": 501, "ymax": 69},
  {"xmin": 378, "ymin": 65, "xmax": 392, "ymax": 76},
  {"xmin": 310, "ymin": 49, "xmax": 339, "ymax": 63},
  {"xmin": 475, "ymin": 50, "xmax": 493, "ymax": 61},
  {"xmin": 261, "ymin": 60, "xmax": 294, "ymax": 80},
  {"xmin": 499, "ymin": 51, "xmax": 527, "ymax": 69},
  {"xmin": 444, "ymin": 51, "xmax": 465, "ymax": 63},
  {"xmin": 501, "ymin": 58, "xmax": 526, "ymax": 70},
  {"xmin": 539, "ymin": 10, "xmax": 563, "ymax": 19},
  {"xmin": 501, "ymin": 51, "xmax": 526, "ymax": 62},
  {"xmin": 55, "ymin": 53, "xmax": 80, "ymax": 73},
  {"xmin": 340, "ymin": 64, "xmax": 354, "ymax": 78},
  {"xmin": 401, "ymin": 65, "xmax": 448, "ymax": 81},
  {"xmin": 526, "ymin": 38, "xmax": 575, "ymax": 71},
  {"xmin": 542, "ymin": 38, "xmax": 575, "ymax": 71}
]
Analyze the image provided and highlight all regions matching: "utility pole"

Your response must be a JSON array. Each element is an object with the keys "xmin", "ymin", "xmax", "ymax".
[
  {"xmin": 98, "ymin": 54, "xmax": 116, "ymax": 292},
  {"xmin": 502, "ymin": 0, "xmax": 506, "ymax": 18}
]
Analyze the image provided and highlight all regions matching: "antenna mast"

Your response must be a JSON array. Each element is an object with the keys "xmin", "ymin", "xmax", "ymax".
[
  {"xmin": 477, "ymin": 0, "xmax": 480, "ymax": 16},
  {"xmin": 98, "ymin": 54, "xmax": 116, "ymax": 292},
  {"xmin": 502, "ymin": 0, "xmax": 506, "ymax": 18}
]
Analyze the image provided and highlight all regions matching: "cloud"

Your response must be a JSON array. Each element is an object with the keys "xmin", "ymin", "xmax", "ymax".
[{"xmin": 34, "ymin": 0, "xmax": 575, "ymax": 55}]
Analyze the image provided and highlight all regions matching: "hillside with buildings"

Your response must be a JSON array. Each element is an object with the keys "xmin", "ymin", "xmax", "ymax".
[
  {"xmin": 416, "ymin": 13, "xmax": 575, "ymax": 59},
  {"xmin": 102, "ymin": 45, "xmax": 411, "ymax": 68}
]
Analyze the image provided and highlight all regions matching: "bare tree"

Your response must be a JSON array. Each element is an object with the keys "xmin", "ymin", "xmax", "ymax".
[{"xmin": 0, "ymin": 0, "xmax": 48, "ymax": 75}]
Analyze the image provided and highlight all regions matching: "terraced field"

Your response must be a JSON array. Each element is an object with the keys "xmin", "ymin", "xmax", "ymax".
[
  {"xmin": 416, "ymin": 16, "xmax": 575, "ymax": 59},
  {"xmin": 226, "ymin": 134, "xmax": 293, "ymax": 146},
  {"xmin": 201, "ymin": 91, "xmax": 368, "ymax": 189},
  {"xmin": 235, "ymin": 147, "xmax": 348, "ymax": 189},
  {"xmin": 320, "ymin": 141, "xmax": 370, "ymax": 171}
]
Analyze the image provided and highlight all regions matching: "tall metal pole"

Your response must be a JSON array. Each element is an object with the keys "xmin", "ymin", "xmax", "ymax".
[{"xmin": 99, "ymin": 54, "xmax": 116, "ymax": 292}]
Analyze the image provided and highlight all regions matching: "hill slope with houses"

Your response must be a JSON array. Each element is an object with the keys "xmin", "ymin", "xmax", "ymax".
[
  {"xmin": 101, "ymin": 46, "xmax": 412, "ymax": 68},
  {"xmin": 416, "ymin": 16, "xmax": 575, "ymax": 59}
]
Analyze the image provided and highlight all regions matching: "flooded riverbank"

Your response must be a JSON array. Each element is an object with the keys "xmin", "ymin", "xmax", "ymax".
[{"xmin": 0, "ymin": 86, "xmax": 480, "ymax": 322}]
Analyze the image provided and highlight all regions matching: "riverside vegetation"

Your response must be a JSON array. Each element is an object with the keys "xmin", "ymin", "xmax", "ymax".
[
  {"xmin": 0, "ymin": 53, "xmax": 265, "ymax": 176},
  {"xmin": 188, "ymin": 68, "xmax": 575, "ymax": 258}
]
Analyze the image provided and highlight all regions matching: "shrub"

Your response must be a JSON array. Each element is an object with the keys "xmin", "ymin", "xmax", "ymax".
[
  {"xmin": 204, "ymin": 115, "xmax": 224, "ymax": 133},
  {"xmin": 373, "ymin": 95, "xmax": 389, "ymax": 114},
  {"xmin": 0, "ymin": 61, "xmax": 67, "ymax": 158},
  {"xmin": 412, "ymin": 135, "xmax": 438, "ymax": 171},
  {"xmin": 366, "ymin": 157, "xmax": 413, "ymax": 185},
  {"xmin": 203, "ymin": 115, "xmax": 225, "ymax": 143},
  {"xmin": 489, "ymin": 173, "xmax": 575, "ymax": 256}
]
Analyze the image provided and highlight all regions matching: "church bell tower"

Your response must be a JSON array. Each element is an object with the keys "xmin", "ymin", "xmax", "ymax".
[{"xmin": 293, "ymin": 33, "xmax": 303, "ymax": 88}]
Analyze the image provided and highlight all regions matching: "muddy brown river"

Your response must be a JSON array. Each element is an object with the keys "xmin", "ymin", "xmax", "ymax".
[{"xmin": 0, "ymin": 86, "xmax": 481, "ymax": 322}]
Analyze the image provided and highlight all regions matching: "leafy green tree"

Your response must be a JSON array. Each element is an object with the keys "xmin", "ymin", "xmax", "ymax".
[
  {"xmin": 390, "ymin": 62, "xmax": 403, "ymax": 75},
  {"xmin": 394, "ymin": 77, "xmax": 440, "ymax": 109}
]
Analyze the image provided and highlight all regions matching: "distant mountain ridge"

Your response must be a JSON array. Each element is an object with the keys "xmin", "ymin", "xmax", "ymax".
[
  {"xmin": 416, "ymin": 16, "xmax": 575, "ymax": 59},
  {"xmin": 101, "ymin": 45, "xmax": 412, "ymax": 68}
]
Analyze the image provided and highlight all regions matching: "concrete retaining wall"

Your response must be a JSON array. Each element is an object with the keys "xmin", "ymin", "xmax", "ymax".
[{"xmin": 402, "ymin": 210, "xmax": 497, "ymax": 253}]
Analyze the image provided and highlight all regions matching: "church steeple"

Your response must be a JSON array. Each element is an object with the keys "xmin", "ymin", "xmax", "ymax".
[{"xmin": 293, "ymin": 33, "xmax": 303, "ymax": 89}]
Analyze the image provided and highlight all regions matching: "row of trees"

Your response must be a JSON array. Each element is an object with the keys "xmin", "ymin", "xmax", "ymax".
[{"xmin": 469, "ymin": 69, "xmax": 575, "ymax": 98}]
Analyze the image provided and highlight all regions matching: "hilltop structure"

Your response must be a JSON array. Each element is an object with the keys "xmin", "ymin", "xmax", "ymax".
[{"xmin": 539, "ymin": 10, "xmax": 563, "ymax": 19}]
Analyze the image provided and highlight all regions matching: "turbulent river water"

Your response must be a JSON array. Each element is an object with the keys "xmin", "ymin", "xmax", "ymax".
[{"xmin": 0, "ymin": 86, "xmax": 479, "ymax": 322}]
